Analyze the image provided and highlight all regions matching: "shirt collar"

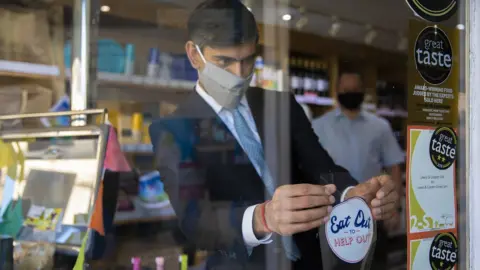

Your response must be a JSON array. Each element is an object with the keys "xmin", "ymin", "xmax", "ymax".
[
  {"xmin": 195, "ymin": 82, "xmax": 248, "ymax": 113},
  {"xmin": 334, "ymin": 107, "xmax": 366, "ymax": 120}
]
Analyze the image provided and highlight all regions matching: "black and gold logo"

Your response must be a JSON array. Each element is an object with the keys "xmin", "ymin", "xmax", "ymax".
[
  {"xmin": 429, "ymin": 232, "xmax": 458, "ymax": 270},
  {"xmin": 414, "ymin": 26, "xmax": 453, "ymax": 85},
  {"xmin": 429, "ymin": 127, "xmax": 457, "ymax": 170},
  {"xmin": 406, "ymin": 0, "xmax": 457, "ymax": 22}
]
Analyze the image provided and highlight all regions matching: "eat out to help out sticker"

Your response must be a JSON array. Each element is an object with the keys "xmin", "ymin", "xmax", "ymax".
[{"xmin": 325, "ymin": 197, "xmax": 374, "ymax": 263}]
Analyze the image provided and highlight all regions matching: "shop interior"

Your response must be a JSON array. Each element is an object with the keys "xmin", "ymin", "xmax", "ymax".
[{"xmin": 0, "ymin": 0, "xmax": 462, "ymax": 269}]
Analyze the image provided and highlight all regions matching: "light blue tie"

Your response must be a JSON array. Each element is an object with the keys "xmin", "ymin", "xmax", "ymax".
[{"xmin": 230, "ymin": 106, "xmax": 301, "ymax": 261}]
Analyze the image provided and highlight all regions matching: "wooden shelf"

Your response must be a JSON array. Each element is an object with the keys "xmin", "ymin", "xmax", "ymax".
[{"xmin": 0, "ymin": 60, "xmax": 60, "ymax": 79}]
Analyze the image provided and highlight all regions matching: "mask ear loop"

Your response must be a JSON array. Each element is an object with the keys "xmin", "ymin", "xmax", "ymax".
[{"xmin": 195, "ymin": 44, "xmax": 207, "ymax": 64}]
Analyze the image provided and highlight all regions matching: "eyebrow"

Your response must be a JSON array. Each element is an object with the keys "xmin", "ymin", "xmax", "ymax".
[{"xmin": 213, "ymin": 53, "xmax": 256, "ymax": 62}]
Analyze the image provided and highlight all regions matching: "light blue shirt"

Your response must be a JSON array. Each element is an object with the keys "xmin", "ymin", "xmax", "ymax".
[{"xmin": 312, "ymin": 108, "xmax": 405, "ymax": 183}]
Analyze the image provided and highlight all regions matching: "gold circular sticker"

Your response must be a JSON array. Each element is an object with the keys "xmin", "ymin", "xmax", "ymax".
[{"xmin": 406, "ymin": 0, "xmax": 457, "ymax": 22}]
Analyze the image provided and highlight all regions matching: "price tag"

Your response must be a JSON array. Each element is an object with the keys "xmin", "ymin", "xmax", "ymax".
[{"xmin": 325, "ymin": 197, "xmax": 374, "ymax": 263}]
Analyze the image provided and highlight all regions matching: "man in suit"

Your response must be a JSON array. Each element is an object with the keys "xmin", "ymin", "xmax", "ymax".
[{"xmin": 149, "ymin": 0, "xmax": 400, "ymax": 269}]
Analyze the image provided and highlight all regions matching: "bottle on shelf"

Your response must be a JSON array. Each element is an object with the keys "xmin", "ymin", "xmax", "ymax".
[
  {"xmin": 296, "ymin": 58, "xmax": 305, "ymax": 95},
  {"xmin": 251, "ymin": 55, "xmax": 264, "ymax": 87},
  {"xmin": 131, "ymin": 257, "xmax": 141, "ymax": 270},
  {"xmin": 316, "ymin": 61, "xmax": 330, "ymax": 97},
  {"xmin": 124, "ymin": 44, "xmax": 135, "ymax": 76},
  {"xmin": 290, "ymin": 57, "xmax": 300, "ymax": 95},
  {"xmin": 155, "ymin": 257, "xmax": 165, "ymax": 270},
  {"xmin": 303, "ymin": 60, "xmax": 315, "ymax": 96},
  {"xmin": 179, "ymin": 254, "xmax": 188, "ymax": 270},
  {"xmin": 147, "ymin": 48, "xmax": 160, "ymax": 78}
]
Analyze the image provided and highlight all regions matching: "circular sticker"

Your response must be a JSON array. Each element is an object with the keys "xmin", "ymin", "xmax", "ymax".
[
  {"xmin": 429, "ymin": 232, "xmax": 458, "ymax": 270},
  {"xmin": 414, "ymin": 26, "xmax": 453, "ymax": 85},
  {"xmin": 429, "ymin": 127, "xmax": 457, "ymax": 170},
  {"xmin": 325, "ymin": 197, "xmax": 374, "ymax": 264},
  {"xmin": 406, "ymin": 0, "xmax": 457, "ymax": 22}
]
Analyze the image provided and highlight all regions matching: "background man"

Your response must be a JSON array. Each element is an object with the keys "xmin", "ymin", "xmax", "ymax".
[
  {"xmin": 312, "ymin": 70, "xmax": 405, "ymax": 269},
  {"xmin": 150, "ymin": 1, "xmax": 400, "ymax": 269}
]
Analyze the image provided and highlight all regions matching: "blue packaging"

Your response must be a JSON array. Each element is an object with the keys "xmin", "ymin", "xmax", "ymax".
[
  {"xmin": 138, "ymin": 171, "xmax": 166, "ymax": 203},
  {"xmin": 40, "ymin": 95, "xmax": 71, "ymax": 127},
  {"xmin": 64, "ymin": 39, "xmax": 125, "ymax": 73},
  {"xmin": 170, "ymin": 54, "xmax": 185, "ymax": 80},
  {"xmin": 124, "ymin": 43, "xmax": 135, "ymax": 75},
  {"xmin": 147, "ymin": 48, "xmax": 160, "ymax": 77}
]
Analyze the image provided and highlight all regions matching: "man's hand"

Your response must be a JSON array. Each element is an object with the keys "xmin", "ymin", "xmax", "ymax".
[
  {"xmin": 345, "ymin": 174, "xmax": 399, "ymax": 221},
  {"xmin": 254, "ymin": 184, "xmax": 336, "ymax": 237}
]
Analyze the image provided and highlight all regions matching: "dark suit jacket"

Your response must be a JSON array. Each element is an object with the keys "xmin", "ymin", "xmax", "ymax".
[{"xmin": 149, "ymin": 87, "xmax": 358, "ymax": 270}]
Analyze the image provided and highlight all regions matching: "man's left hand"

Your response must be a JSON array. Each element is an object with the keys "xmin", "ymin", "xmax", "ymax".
[{"xmin": 345, "ymin": 174, "xmax": 399, "ymax": 220}]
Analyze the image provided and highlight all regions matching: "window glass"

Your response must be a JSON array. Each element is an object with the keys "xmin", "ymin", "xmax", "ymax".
[{"xmin": 0, "ymin": 0, "xmax": 467, "ymax": 269}]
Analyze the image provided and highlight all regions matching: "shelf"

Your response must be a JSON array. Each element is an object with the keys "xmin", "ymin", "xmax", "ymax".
[
  {"xmin": 114, "ymin": 196, "xmax": 176, "ymax": 225},
  {"xmin": 362, "ymin": 103, "xmax": 377, "ymax": 111},
  {"xmin": 0, "ymin": 60, "xmax": 60, "ymax": 79},
  {"xmin": 121, "ymin": 143, "xmax": 153, "ymax": 154},
  {"xmin": 376, "ymin": 108, "xmax": 408, "ymax": 118},
  {"xmin": 295, "ymin": 95, "xmax": 334, "ymax": 106},
  {"xmin": 66, "ymin": 69, "xmax": 195, "ymax": 92}
]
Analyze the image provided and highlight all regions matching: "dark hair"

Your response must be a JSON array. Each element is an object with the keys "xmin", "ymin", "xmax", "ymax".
[
  {"xmin": 339, "ymin": 69, "xmax": 363, "ymax": 82},
  {"xmin": 338, "ymin": 68, "xmax": 364, "ymax": 90},
  {"xmin": 187, "ymin": 0, "xmax": 259, "ymax": 48}
]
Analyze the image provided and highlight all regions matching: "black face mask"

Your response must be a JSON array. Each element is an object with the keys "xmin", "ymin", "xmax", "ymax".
[{"xmin": 337, "ymin": 92, "xmax": 365, "ymax": 110}]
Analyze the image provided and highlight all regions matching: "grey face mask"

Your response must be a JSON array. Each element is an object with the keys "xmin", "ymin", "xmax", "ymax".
[{"xmin": 196, "ymin": 45, "xmax": 253, "ymax": 109}]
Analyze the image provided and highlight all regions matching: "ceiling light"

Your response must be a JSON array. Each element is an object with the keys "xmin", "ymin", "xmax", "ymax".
[
  {"xmin": 100, "ymin": 5, "xmax": 110, "ymax": 12},
  {"xmin": 456, "ymin": 24, "xmax": 465, "ymax": 30},
  {"xmin": 295, "ymin": 16, "xmax": 308, "ymax": 30},
  {"xmin": 329, "ymin": 21, "xmax": 341, "ymax": 37},
  {"xmin": 282, "ymin": 14, "xmax": 292, "ymax": 21},
  {"xmin": 364, "ymin": 29, "xmax": 377, "ymax": 45}
]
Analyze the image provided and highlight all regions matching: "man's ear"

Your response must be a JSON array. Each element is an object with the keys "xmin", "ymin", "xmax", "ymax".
[{"xmin": 185, "ymin": 41, "xmax": 202, "ymax": 70}]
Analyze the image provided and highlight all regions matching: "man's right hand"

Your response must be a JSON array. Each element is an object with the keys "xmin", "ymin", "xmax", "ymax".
[{"xmin": 254, "ymin": 184, "xmax": 336, "ymax": 237}]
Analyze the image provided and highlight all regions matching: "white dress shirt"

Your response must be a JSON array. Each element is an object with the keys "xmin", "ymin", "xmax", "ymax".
[{"xmin": 195, "ymin": 83, "xmax": 353, "ymax": 248}]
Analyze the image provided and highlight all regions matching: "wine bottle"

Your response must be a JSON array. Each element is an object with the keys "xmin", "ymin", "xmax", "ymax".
[
  {"xmin": 317, "ymin": 62, "xmax": 330, "ymax": 97},
  {"xmin": 297, "ymin": 58, "xmax": 305, "ymax": 95},
  {"xmin": 303, "ymin": 60, "xmax": 315, "ymax": 96},
  {"xmin": 290, "ymin": 57, "xmax": 299, "ymax": 94},
  {"xmin": 310, "ymin": 61, "xmax": 320, "ymax": 96}
]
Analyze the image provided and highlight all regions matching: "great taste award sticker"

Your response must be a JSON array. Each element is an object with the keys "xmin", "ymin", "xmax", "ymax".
[
  {"xmin": 325, "ymin": 197, "xmax": 374, "ymax": 263},
  {"xmin": 414, "ymin": 26, "xmax": 453, "ymax": 86},
  {"xmin": 430, "ymin": 127, "xmax": 457, "ymax": 170},
  {"xmin": 429, "ymin": 232, "xmax": 458, "ymax": 270}
]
